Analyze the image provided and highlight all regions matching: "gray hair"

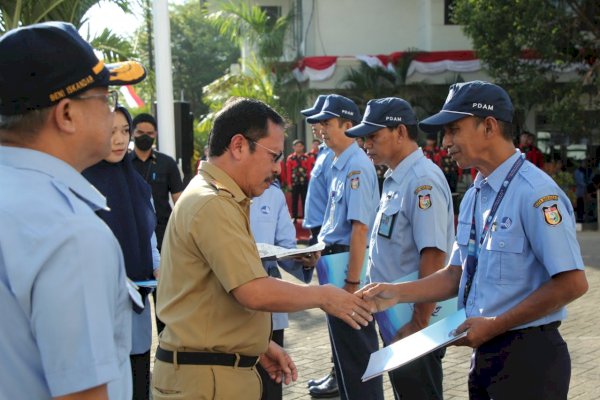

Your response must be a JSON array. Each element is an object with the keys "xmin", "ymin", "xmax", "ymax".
[{"xmin": 0, "ymin": 108, "xmax": 51, "ymax": 143}]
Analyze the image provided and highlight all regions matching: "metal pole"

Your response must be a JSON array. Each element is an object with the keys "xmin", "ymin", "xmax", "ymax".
[{"xmin": 152, "ymin": 0, "xmax": 176, "ymax": 160}]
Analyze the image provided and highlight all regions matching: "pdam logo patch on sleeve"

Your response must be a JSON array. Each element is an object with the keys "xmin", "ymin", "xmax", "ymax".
[
  {"xmin": 542, "ymin": 204, "xmax": 562, "ymax": 226},
  {"xmin": 418, "ymin": 194, "xmax": 432, "ymax": 210}
]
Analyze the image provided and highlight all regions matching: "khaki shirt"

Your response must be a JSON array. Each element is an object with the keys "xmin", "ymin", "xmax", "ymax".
[{"xmin": 156, "ymin": 162, "xmax": 270, "ymax": 356}]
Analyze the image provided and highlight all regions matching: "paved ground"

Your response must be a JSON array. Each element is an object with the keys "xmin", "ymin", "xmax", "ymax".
[{"xmin": 151, "ymin": 231, "xmax": 600, "ymax": 399}]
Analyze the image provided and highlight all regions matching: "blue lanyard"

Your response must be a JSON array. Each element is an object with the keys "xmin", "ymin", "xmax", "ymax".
[{"xmin": 463, "ymin": 155, "xmax": 525, "ymax": 306}]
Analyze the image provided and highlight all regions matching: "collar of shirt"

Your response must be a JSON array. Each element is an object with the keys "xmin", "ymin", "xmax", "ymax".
[
  {"xmin": 331, "ymin": 141, "xmax": 360, "ymax": 171},
  {"xmin": 0, "ymin": 146, "xmax": 108, "ymax": 211},
  {"xmin": 473, "ymin": 149, "xmax": 522, "ymax": 192},
  {"xmin": 386, "ymin": 148, "xmax": 425, "ymax": 184},
  {"xmin": 199, "ymin": 161, "xmax": 248, "ymax": 204},
  {"xmin": 131, "ymin": 149, "xmax": 156, "ymax": 162}
]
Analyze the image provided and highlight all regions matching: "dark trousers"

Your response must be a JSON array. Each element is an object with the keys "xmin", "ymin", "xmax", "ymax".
[
  {"xmin": 309, "ymin": 226, "xmax": 321, "ymax": 245},
  {"xmin": 152, "ymin": 292, "xmax": 165, "ymax": 335},
  {"xmin": 389, "ymin": 348, "xmax": 445, "ymax": 400},
  {"xmin": 468, "ymin": 323, "xmax": 570, "ymax": 400},
  {"xmin": 328, "ymin": 315, "xmax": 383, "ymax": 400},
  {"xmin": 257, "ymin": 329, "xmax": 285, "ymax": 400},
  {"xmin": 130, "ymin": 350, "xmax": 150, "ymax": 400},
  {"xmin": 291, "ymin": 184, "xmax": 307, "ymax": 218}
]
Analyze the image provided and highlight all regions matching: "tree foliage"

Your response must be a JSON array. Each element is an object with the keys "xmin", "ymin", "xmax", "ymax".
[
  {"xmin": 452, "ymin": 0, "xmax": 600, "ymax": 137},
  {"xmin": 202, "ymin": 1, "xmax": 311, "ymax": 135},
  {"xmin": 133, "ymin": 0, "xmax": 239, "ymax": 120},
  {"xmin": 0, "ymin": 0, "xmax": 134, "ymax": 61}
]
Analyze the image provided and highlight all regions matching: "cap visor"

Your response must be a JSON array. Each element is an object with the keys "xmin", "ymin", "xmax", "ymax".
[
  {"xmin": 418, "ymin": 111, "xmax": 470, "ymax": 134},
  {"xmin": 306, "ymin": 111, "xmax": 332, "ymax": 124},
  {"xmin": 345, "ymin": 122, "xmax": 381, "ymax": 138},
  {"xmin": 106, "ymin": 61, "xmax": 146, "ymax": 86},
  {"xmin": 301, "ymin": 107, "xmax": 319, "ymax": 117}
]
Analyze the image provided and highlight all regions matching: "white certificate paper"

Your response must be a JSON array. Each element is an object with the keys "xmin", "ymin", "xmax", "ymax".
[
  {"xmin": 362, "ymin": 309, "xmax": 467, "ymax": 381},
  {"xmin": 256, "ymin": 242, "xmax": 325, "ymax": 260}
]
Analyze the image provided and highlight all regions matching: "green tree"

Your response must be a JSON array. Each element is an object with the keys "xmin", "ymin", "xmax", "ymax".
[
  {"xmin": 0, "ymin": 0, "xmax": 134, "ymax": 61},
  {"xmin": 204, "ymin": 1, "xmax": 310, "ymax": 135},
  {"xmin": 452, "ymin": 0, "xmax": 600, "ymax": 138}
]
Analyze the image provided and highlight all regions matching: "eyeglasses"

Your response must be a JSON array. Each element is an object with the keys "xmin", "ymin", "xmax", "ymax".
[
  {"xmin": 71, "ymin": 90, "xmax": 119, "ymax": 112},
  {"xmin": 250, "ymin": 140, "xmax": 284, "ymax": 164}
]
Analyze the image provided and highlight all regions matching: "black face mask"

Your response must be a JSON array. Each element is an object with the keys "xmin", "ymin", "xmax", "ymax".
[{"xmin": 134, "ymin": 134, "xmax": 154, "ymax": 151}]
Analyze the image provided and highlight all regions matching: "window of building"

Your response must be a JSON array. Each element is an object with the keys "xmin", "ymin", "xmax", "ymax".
[{"xmin": 444, "ymin": 0, "xmax": 457, "ymax": 25}]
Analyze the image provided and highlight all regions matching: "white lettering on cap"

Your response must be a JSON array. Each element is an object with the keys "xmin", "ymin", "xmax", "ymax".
[
  {"xmin": 472, "ymin": 103, "xmax": 494, "ymax": 111},
  {"xmin": 341, "ymin": 109, "xmax": 354, "ymax": 116},
  {"xmin": 385, "ymin": 116, "xmax": 402, "ymax": 122}
]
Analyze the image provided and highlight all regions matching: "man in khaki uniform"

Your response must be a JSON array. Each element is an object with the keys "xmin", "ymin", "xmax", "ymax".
[{"xmin": 152, "ymin": 98, "xmax": 373, "ymax": 400}]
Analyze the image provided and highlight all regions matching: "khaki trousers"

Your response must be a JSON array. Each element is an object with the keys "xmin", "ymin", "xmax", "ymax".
[{"xmin": 152, "ymin": 359, "xmax": 262, "ymax": 399}]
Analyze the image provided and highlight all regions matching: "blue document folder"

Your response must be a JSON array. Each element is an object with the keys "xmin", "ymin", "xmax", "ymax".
[
  {"xmin": 316, "ymin": 252, "xmax": 368, "ymax": 288},
  {"xmin": 373, "ymin": 271, "xmax": 458, "ymax": 345}
]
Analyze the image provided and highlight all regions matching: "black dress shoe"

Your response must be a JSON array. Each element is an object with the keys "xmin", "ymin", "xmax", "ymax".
[
  {"xmin": 307, "ymin": 368, "xmax": 336, "ymax": 387},
  {"xmin": 308, "ymin": 375, "xmax": 339, "ymax": 398}
]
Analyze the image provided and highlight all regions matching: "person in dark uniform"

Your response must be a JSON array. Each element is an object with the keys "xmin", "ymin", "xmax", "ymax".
[
  {"xmin": 360, "ymin": 81, "xmax": 589, "ymax": 400},
  {"xmin": 131, "ymin": 113, "xmax": 184, "ymax": 251}
]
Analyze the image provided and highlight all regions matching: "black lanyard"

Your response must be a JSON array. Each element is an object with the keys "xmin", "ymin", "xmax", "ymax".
[{"xmin": 463, "ymin": 155, "xmax": 525, "ymax": 306}]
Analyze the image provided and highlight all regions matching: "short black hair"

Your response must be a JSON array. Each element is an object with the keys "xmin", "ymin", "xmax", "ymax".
[
  {"xmin": 132, "ymin": 113, "xmax": 157, "ymax": 130},
  {"xmin": 208, "ymin": 98, "xmax": 286, "ymax": 157}
]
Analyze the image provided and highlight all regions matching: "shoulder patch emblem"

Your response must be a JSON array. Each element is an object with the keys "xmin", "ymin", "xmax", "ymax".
[
  {"xmin": 414, "ymin": 185, "xmax": 433, "ymax": 194},
  {"xmin": 418, "ymin": 194, "xmax": 432, "ymax": 210},
  {"xmin": 543, "ymin": 204, "xmax": 562, "ymax": 226},
  {"xmin": 534, "ymin": 195, "xmax": 559, "ymax": 208},
  {"xmin": 351, "ymin": 176, "xmax": 360, "ymax": 189},
  {"xmin": 347, "ymin": 170, "xmax": 361, "ymax": 178}
]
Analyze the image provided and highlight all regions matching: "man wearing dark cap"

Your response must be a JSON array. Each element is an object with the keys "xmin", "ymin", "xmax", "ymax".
[
  {"xmin": 347, "ymin": 97, "xmax": 455, "ymax": 400},
  {"xmin": 306, "ymin": 94, "xmax": 382, "ymax": 400},
  {"xmin": 360, "ymin": 81, "xmax": 588, "ymax": 399},
  {"xmin": 0, "ymin": 21, "xmax": 146, "ymax": 399}
]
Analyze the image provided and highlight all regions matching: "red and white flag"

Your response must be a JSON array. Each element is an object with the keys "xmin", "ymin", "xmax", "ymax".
[{"xmin": 119, "ymin": 85, "xmax": 145, "ymax": 108}]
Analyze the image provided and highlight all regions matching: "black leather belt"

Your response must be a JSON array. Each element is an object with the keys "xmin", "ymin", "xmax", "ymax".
[
  {"xmin": 511, "ymin": 321, "xmax": 561, "ymax": 334},
  {"xmin": 155, "ymin": 346, "xmax": 259, "ymax": 368},
  {"xmin": 322, "ymin": 244, "xmax": 350, "ymax": 255}
]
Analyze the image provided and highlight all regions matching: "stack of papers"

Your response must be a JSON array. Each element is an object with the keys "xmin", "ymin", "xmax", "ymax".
[{"xmin": 256, "ymin": 242, "xmax": 325, "ymax": 260}]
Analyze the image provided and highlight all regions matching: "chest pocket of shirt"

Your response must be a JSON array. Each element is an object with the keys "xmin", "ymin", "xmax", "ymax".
[
  {"xmin": 455, "ymin": 222, "xmax": 471, "ymax": 261},
  {"xmin": 485, "ymin": 232, "xmax": 526, "ymax": 284}
]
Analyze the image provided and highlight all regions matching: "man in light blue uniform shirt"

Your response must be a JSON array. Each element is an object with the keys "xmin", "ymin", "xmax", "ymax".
[
  {"xmin": 347, "ymin": 97, "xmax": 454, "ymax": 400},
  {"xmin": 0, "ymin": 22, "xmax": 146, "ymax": 399},
  {"xmin": 360, "ymin": 81, "xmax": 588, "ymax": 400},
  {"xmin": 307, "ymin": 95, "xmax": 382, "ymax": 400},
  {"xmin": 301, "ymin": 95, "xmax": 335, "ymax": 245},
  {"xmin": 250, "ymin": 179, "xmax": 316, "ymax": 400},
  {"xmin": 300, "ymin": 95, "xmax": 340, "ymax": 397}
]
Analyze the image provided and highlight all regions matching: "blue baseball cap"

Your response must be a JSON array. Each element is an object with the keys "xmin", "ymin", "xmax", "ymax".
[
  {"xmin": 306, "ymin": 94, "xmax": 361, "ymax": 124},
  {"xmin": 419, "ymin": 81, "xmax": 513, "ymax": 134},
  {"xmin": 346, "ymin": 97, "xmax": 417, "ymax": 138},
  {"xmin": 301, "ymin": 95, "xmax": 328, "ymax": 117},
  {"xmin": 0, "ymin": 21, "xmax": 146, "ymax": 116}
]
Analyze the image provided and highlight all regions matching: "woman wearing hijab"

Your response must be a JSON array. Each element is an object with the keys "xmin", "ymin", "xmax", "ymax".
[{"xmin": 83, "ymin": 106, "xmax": 159, "ymax": 400}]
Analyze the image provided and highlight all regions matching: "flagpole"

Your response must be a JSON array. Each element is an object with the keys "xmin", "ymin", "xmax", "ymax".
[{"xmin": 152, "ymin": 0, "xmax": 176, "ymax": 160}]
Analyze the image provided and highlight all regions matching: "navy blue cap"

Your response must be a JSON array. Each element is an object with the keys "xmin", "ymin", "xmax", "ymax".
[
  {"xmin": 306, "ymin": 94, "xmax": 361, "ymax": 124},
  {"xmin": 301, "ymin": 95, "xmax": 328, "ymax": 117},
  {"xmin": 419, "ymin": 81, "xmax": 513, "ymax": 134},
  {"xmin": 0, "ymin": 21, "xmax": 146, "ymax": 116},
  {"xmin": 346, "ymin": 97, "xmax": 417, "ymax": 138}
]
